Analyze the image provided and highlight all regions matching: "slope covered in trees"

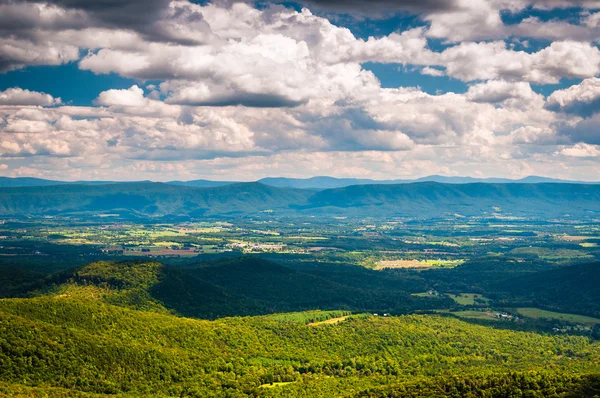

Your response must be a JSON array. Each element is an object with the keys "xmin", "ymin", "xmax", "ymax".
[
  {"xmin": 494, "ymin": 261, "xmax": 600, "ymax": 318},
  {"xmin": 30, "ymin": 258, "xmax": 451, "ymax": 319},
  {"xmin": 303, "ymin": 182, "xmax": 600, "ymax": 217},
  {"xmin": 0, "ymin": 292, "xmax": 599, "ymax": 397}
]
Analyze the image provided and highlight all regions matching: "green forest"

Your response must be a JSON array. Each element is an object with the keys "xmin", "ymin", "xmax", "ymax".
[{"xmin": 0, "ymin": 258, "xmax": 599, "ymax": 397}]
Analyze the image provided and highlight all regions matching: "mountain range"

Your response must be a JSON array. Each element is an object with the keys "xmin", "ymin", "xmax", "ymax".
[
  {"xmin": 0, "ymin": 175, "xmax": 595, "ymax": 189},
  {"xmin": 0, "ymin": 181, "xmax": 599, "ymax": 219}
]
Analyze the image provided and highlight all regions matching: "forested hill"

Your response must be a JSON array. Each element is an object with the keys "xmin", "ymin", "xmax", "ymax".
[
  {"xmin": 302, "ymin": 182, "xmax": 600, "ymax": 217},
  {"xmin": 13, "ymin": 258, "xmax": 449, "ymax": 319},
  {"xmin": 0, "ymin": 182, "xmax": 312, "ymax": 218},
  {"xmin": 495, "ymin": 262, "xmax": 600, "ymax": 318},
  {"xmin": 0, "ymin": 181, "xmax": 599, "ymax": 218}
]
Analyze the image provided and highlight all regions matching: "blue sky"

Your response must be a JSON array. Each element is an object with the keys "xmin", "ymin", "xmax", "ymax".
[{"xmin": 0, "ymin": 0, "xmax": 599, "ymax": 181}]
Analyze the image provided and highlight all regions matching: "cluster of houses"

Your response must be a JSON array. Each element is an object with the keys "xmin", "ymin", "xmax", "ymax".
[
  {"xmin": 488, "ymin": 312, "xmax": 516, "ymax": 320},
  {"xmin": 553, "ymin": 325, "xmax": 592, "ymax": 333},
  {"xmin": 228, "ymin": 242, "xmax": 286, "ymax": 252}
]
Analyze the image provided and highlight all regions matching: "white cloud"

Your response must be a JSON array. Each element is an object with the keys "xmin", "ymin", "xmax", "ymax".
[
  {"xmin": 0, "ymin": 37, "xmax": 79, "ymax": 72},
  {"xmin": 0, "ymin": 88, "xmax": 61, "ymax": 106},
  {"xmin": 95, "ymin": 85, "xmax": 148, "ymax": 108},
  {"xmin": 558, "ymin": 143, "xmax": 600, "ymax": 157},
  {"xmin": 421, "ymin": 66, "xmax": 445, "ymax": 77},
  {"xmin": 466, "ymin": 80, "xmax": 544, "ymax": 109},
  {"xmin": 424, "ymin": 0, "xmax": 600, "ymax": 43},
  {"xmin": 0, "ymin": 0, "xmax": 599, "ymax": 180},
  {"xmin": 435, "ymin": 40, "xmax": 600, "ymax": 84},
  {"xmin": 546, "ymin": 77, "xmax": 600, "ymax": 116}
]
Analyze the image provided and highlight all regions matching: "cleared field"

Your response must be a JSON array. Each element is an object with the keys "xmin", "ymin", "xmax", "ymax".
[
  {"xmin": 580, "ymin": 243, "xmax": 598, "ymax": 248},
  {"xmin": 515, "ymin": 308, "xmax": 600, "ymax": 325},
  {"xmin": 447, "ymin": 293, "xmax": 489, "ymax": 306},
  {"xmin": 260, "ymin": 382, "xmax": 295, "ymax": 389},
  {"xmin": 266, "ymin": 310, "xmax": 350, "ymax": 325},
  {"xmin": 557, "ymin": 235, "xmax": 592, "ymax": 241},
  {"xmin": 375, "ymin": 259, "xmax": 462, "ymax": 270}
]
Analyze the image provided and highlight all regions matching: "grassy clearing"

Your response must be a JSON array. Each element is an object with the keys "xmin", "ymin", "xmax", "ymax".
[
  {"xmin": 557, "ymin": 235, "xmax": 592, "ymax": 241},
  {"xmin": 265, "ymin": 310, "xmax": 350, "ymax": 325},
  {"xmin": 515, "ymin": 308, "xmax": 600, "ymax": 326},
  {"xmin": 308, "ymin": 316, "xmax": 351, "ymax": 326},
  {"xmin": 260, "ymin": 382, "xmax": 295, "ymax": 389}
]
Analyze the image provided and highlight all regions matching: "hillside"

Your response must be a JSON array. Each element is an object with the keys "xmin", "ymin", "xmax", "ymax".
[
  {"xmin": 0, "ymin": 292, "xmax": 599, "ymax": 396},
  {"xmin": 0, "ymin": 177, "xmax": 123, "ymax": 187},
  {"xmin": 0, "ymin": 182, "xmax": 312, "ymax": 218},
  {"xmin": 495, "ymin": 262, "xmax": 600, "ymax": 318},
  {"xmin": 27, "ymin": 258, "xmax": 450, "ymax": 319},
  {"xmin": 303, "ymin": 182, "xmax": 600, "ymax": 217}
]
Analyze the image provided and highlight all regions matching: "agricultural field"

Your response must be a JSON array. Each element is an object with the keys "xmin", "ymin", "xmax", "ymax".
[{"xmin": 375, "ymin": 259, "xmax": 463, "ymax": 270}]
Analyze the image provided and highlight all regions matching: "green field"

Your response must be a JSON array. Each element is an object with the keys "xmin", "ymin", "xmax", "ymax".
[
  {"xmin": 308, "ymin": 315, "xmax": 352, "ymax": 326},
  {"xmin": 265, "ymin": 310, "xmax": 351, "ymax": 324},
  {"xmin": 516, "ymin": 308, "xmax": 600, "ymax": 325}
]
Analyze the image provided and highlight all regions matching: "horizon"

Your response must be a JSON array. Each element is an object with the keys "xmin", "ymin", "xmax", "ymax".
[{"xmin": 2, "ymin": 174, "xmax": 600, "ymax": 184}]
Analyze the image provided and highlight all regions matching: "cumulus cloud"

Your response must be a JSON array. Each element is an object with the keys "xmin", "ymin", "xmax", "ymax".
[
  {"xmin": 0, "ymin": 0, "xmax": 599, "ymax": 180},
  {"xmin": 425, "ymin": 0, "xmax": 600, "ymax": 43},
  {"xmin": 0, "ymin": 37, "xmax": 79, "ymax": 72},
  {"xmin": 435, "ymin": 40, "xmax": 600, "ymax": 84},
  {"xmin": 546, "ymin": 77, "xmax": 600, "ymax": 116},
  {"xmin": 421, "ymin": 66, "xmax": 445, "ymax": 77},
  {"xmin": 466, "ymin": 80, "xmax": 544, "ymax": 109},
  {"xmin": 0, "ymin": 78, "xmax": 557, "ymax": 162},
  {"xmin": 3, "ymin": 1, "xmax": 600, "ymax": 89},
  {"xmin": 558, "ymin": 143, "xmax": 600, "ymax": 157},
  {"xmin": 17, "ymin": 0, "xmax": 180, "ymax": 41},
  {"xmin": 95, "ymin": 85, "xmax": 148, "ymax": 107},
  {"xmin": 0, "ymin": 87, "xmax": 61, "ymax": 106}
]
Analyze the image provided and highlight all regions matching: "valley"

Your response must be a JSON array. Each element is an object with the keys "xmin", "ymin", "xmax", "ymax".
[{"xmin": 0, "ymin": 180, "xmax": 599, "ymax": 396}]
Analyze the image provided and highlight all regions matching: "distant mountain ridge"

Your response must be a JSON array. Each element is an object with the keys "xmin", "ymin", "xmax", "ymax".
[
  {"xmin": 0, "ymin": 181, "xmax": 599, "ymax": 219},
  {"xmin": 257, "ymin": 175, "xmax": 592, "ymax": 189},
  {"xmin": 0, "ymin": 175, "xmax": 595, "ymax": 189}
]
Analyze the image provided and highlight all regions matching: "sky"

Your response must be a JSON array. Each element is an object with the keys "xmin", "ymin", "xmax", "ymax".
[{"xmin": 0, "ymin": 0, "xmax": 599, "ymax": 181}]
